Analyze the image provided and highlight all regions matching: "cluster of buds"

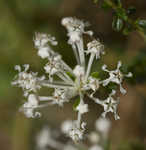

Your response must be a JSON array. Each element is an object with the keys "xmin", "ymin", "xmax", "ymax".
[{"xmin": 12, "ymin": 17, "xmax": 132, "ymax": 141}]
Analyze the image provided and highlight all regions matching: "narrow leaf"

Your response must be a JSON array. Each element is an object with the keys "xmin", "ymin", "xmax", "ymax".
[
  {"xmin": 91, "ymin": 72, "xmax": 100, "ymax": 79},
  {"xmin": 127, "ymin": 6, "xmax": 136, "ymax": 15},
  {"xmin": 73, "ymin": 98, "xmax": 80, "ymax": 111},
  {"xmin": 137, "ymin": 19, "xmax": 146, "ymax": 29},
  {"xmin": 66, "ymin": 71, "xmax": 75, "ymax": 81},
  {"xmin": 112, "ymin": 17, "xmax": 124, "ymax": 32}
]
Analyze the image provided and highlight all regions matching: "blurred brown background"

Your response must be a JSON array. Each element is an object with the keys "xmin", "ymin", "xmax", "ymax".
[{"xmin": 0, "ymin": 0, "xmax": 146, "ymax": 150}]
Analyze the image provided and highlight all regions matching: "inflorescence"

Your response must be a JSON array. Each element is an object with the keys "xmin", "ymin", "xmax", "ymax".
[{"xmin": 12, "ymin": 17, "xmax": 132, "ymax": 142}]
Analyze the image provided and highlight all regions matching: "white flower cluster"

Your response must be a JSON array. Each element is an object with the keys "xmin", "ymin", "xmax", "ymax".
[
  {"xmin": 12, "ymin": 64, "xmax": 45, "ymax": 97},
  {"xmin": 90, "ymin": 90, "xmax": 120, "ymax": 120},
  {"xmin": 36, "ymin": 126, "xmax": 64, "ymax": 150},
  {"xmin": 102, "ymin": 61, "xmax": 132, "ymax": 94},
  {"xmin": 61, "ymin": 120, "xmax": 86, "ymax": 141},
  {"xmin": 36, "ymin": 117, "xmax": 111, "ymax": 150},
  {"xmin": 88, "ymin": 117, "xmax": 111, "ymax": 150},
  {"xmin": 12, "ymin": 17, "xmax": 132, "ymax": 141}
]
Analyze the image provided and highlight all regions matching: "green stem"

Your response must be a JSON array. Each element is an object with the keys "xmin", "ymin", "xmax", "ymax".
[{"xmin": 103, "ymin": 0, "xmax": 146, "ymax": 42}]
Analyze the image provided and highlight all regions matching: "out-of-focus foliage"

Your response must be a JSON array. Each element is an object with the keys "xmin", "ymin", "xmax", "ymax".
[
  {"xmin": 128, "ymin": 48, "xmax": 146, "ymax": 84},
  {"xmin": 118, "ymin": 140, "xmax": 145, "ymax": 150},
  {"xmin": 94, "ymin": 0, "xmax": 146, "ymax": 41}
]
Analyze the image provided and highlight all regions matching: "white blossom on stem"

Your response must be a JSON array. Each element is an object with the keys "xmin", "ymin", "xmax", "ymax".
[
  {"xmin": 95, "ymin": 117, "xmax": 111, "ymax": 137},
  {"xmin": 51, "ymin": 88, "xmax": 69, "ymax": 106},
  {"xmin": 68, "ymin": 121, "xmax": 86, "ymax": 142},
  {"xmin": 34, "ymin": 33, "xmax": 57, "ymax": 59},
  {"xmin": 101, "ymin": 90, "xmax": 120, "ymax": 120},
  {"xmin": 36, "ymin": 126, "xmax": 64, "ymax": 150},
  {"xmin": 44, "ymin": 55, "xmax": 63, "ymax": 76},
  {"xmin": 86, "ymin": 77, "xmax": 100, "ymax": 91},
  {"xmin": 61, "ymin": 17, "xmax": 92, "ymax": 44},
  {"xmin": 61, "ymin": 120, "xmax": 73, "ymax": 134},
  {"xmin": 73, "ymin": 65, "xmax": 85, "ymax": 77},
  {"xmin": 88, "ymin": 132, "xmax": 100, "ymax": 144},
  {"xmin": 86, "ymin": 40, "xmax": 105, "ymax": 59},
  {"xmin": 90, "ymin": 90, "xmax": 120, "ymax": 120},
  {"xmin": 85, "ymin": 40, "xmax": 104, "ymax": 80},
  {"xmin": 20, "ymin": 94, "xmax": 41, "ymax": 118},
  {"xmin": 12, "ymin": 64, "xmax": 44, "ymax": 96},
  {"xmin": 102, "ymin": 61, "xmax": 132, "ymax": 94},
  {"xmin": 62, "ymin": 17, "xmax": 92, "ymax": 67},
  {"xmin": 76, "ymin": 103, "xmax": 88, "ymax": 114},
  {"xmin": 36, "ymin": 126, "xmax": 51, "ymax": 150}
]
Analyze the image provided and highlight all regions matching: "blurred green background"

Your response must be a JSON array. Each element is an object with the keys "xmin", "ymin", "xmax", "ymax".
[{"xmin": 0, "ymin": 0, "xmax": 146, "ymax": 150}]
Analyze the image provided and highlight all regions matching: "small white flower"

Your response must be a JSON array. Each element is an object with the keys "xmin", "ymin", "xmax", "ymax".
[
  {"xmin": 69, "ymin": 127, "xmax": 83, "ymax": 141},
  {"xmin": 101, "ymin": 90, "xmax": 120, "ymax": 120},
  {"xmin": 61, "ymin": 120, "xmax": 73, "ymax": 134},
  {"xmin": 36, "ymin": 127, "xmax": 51, "ymax": 150},
  {"xmin": 68, "ymin": 31, "xmax": 81, "ymax": 44},
  {"xmin": 37, "ymin": 47, "xmax": 50, "ymax": 59},
  {"xmin": 25, "ymin": 94, "xmax": 38, "ymax": 107},
  {"xmin": 20, "ymin": 94, "xmax": 41, "ymax": 118},
  {"xmin": 95, "ymin": 117, "xmax": 111, "ymax": 136},
  {"xmin": 61, "ymin": 17, "xmax": 86, "ymax": 33},
  {"xmin": 62, "ymin": 17, "xmax": 92, "ymax": 44},
  {"xmin": 76, "ymin": 103, "xmax": 88, "ymax": 114},
  {"xmin": 34, "ymin": 33, "xmax": 49, "ymax": 48},
  {"xmin": 73, "ymin": 65, "xmax": 84, "ymax": 77},
  {"xmin": 102, "ymin": 61, "xmax": 132, "ymax": 94},
  {"xmin": 34, "ymin": 33, "xmax": 58, "ymax": 59},
  {"xmin": 23, "ymin": 108, "xmax": 41, "ymax": 118},
  {"xmin": 87, "ymin": 77, "xmax": 100, "ymax": 91},
  {"xmin": 44, "ymin": 55, "xmax": 63, "ymax": 76},
  {"xmin": 68, "ymin": 121, "xmax": 86, "ymax": 141},
  {"xmin": 12, "ymin": 64, "xmax": 43, "ymax": 96},
  {"xmin": 61, "ymin": 120, "xmax": 86, "ymax": 142},
  {"xmin": 34, "ymin": 32, "xmax": 57, "ymax": 48},
  {"xmin": 52, "ymin": 88, "xmax": 69, "ymax": 106},
  {"xmin": 88, "ymin": 132, "xmax": 100, "ymax": 144},
  {"xmin": 44, "ymin": 64, "xmax": 58, "ymax": 76},
  {"xmin": 86, "ymin": 40, "xmax": 105, "ymax": 59}
]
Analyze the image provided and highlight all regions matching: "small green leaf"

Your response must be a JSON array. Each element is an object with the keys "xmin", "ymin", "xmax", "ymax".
[
  {"xmin": 116, "ymin": 8, "xmax": 128, "ymax": 21},
  {"xmin": 66, "ymin": 71, "xmax": 75, "ymax": 81},
  {"xmin": 108, "ymin": 82, "xmax": 117, "ymax": 90},
  {"xmin": 123, "ymin": 27, "xmax": 130, "ymax": 35},
  {"xmin": 73, "ymin": 98, "xmax": 80, "ymax": 111},
  {"xmin": 127, "ymin": 6, "xmax": 136, "ymax": 15},
  {"xmin": 112, "ymin": 17, "xmax": 124, "ymax": 32},
  {"xmin": 91, "ymin": 72, "xmax": 100, "ymax": 79},
  {"xmin": 123, "ymin": 22, "xmax": 135, "ymax": 35},
  {"xmin": 105, "ymin": 82, "xmax": 117, "ymax": 93},
  {"xmin": 137, "ymin": 19, "xmax": 146, "ymax": 29},
  {"xmin": 120, "ymin": 65, "xmax": 128, "ymax": 74}
]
